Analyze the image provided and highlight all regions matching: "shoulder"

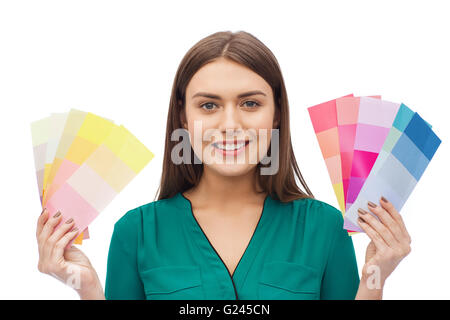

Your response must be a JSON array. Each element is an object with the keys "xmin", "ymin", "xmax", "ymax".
[
  {"xmin": 290, "ymin": 197, "xmax": 344, "ymax": 232},
  {"xmin": 113, "ymin": 195, "xmax": 178, "ymax": 233}
]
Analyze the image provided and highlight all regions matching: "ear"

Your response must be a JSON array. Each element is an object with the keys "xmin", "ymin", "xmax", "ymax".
[
  {"xmin": 273, "ymin": 107, "xmax": 280, "ymax": 128},
  {"xmin": 179, "ymin": 99, "xmax": 188, "ymax": 129},
  {"xmin": 181, "ymin": 114, "xmax": 188, "ymax": 130},
  {"xmin": 181, "ymin": 116, "xmax": 188, "ymax": 130}
]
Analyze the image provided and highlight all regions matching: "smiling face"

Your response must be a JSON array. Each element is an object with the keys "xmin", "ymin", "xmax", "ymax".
[{"xmin": 183, "ymin": 57, "xmax": 279, "ymax": 177}]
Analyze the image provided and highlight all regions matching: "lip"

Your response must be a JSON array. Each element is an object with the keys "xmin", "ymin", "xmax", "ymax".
[
  {"xmin": 212, "ymin": 140, "xmax": 250, "ymax": 156},
  {"xmin": 213, "ymin": 139, "xmax": 249, "ymax": 145}
]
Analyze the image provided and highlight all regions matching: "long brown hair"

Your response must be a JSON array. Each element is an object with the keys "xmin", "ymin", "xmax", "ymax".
[{"xmin": 155, "ymin": 30, "xmax": 314, "ymax": 203}]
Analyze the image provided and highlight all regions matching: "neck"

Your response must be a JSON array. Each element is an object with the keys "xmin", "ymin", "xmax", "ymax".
[{"xmin": 187, "ymin": 166, "xmax": 265, "ymax": 209}]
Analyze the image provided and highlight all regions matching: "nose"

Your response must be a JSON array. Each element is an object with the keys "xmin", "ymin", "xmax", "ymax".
[{"xmin": 217, "ymin": 102, "xmax": 243, "ymax": 137}]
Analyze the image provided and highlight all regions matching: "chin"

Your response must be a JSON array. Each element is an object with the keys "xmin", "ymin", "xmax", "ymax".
[{"xmin": 208, "ymin": 163, "xmax": 256, "ymax": 177}]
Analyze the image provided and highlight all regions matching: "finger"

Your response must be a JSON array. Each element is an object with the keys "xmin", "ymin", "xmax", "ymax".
[
  {"xmin": 41, "ymin": 213, "xmax": 65, "ymax": 264},
  {"xmin": 359, "ymin": 205, "xmax": 399, "ymax": 248},
  {"xmin": 357, "ymin": 217, "xmax": 388, "ymax": 252},
  {"xmin": 367, "ymin": 200, "xmax": 405, "ymax": 243},
  {"xmin": 379, "ymin": 196, "xmax": 411, "ymax": 243},
  {"xmin": 37, "ymin": 208, "xmax": 50, "ymax": 259},
  {"xmin": 53, "ymin": 227, "xmax": 80, "ymax": 258},
  {"xmin": 39, "ymin": 211, "xmax": 63, "ymax": 245},
  {"xmin": 36, "ymin": 207, "xmax": 49, "ymax": 239},
  {"xmin": 46, "ymin": 218, "xmax": 76, "ymax": 252}
]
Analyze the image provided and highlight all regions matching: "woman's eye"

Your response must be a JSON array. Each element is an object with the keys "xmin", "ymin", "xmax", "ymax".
[
  {"xmin": 200, "ymin": 102, "xmax": 217, "ymax": 111},
  {"xmin": 243, "ymin": 100, "xmax": 260, "ymax": 108},
  {"xmin": 200, "ymin": 100, "xmax": 260, "ymax": 111}
]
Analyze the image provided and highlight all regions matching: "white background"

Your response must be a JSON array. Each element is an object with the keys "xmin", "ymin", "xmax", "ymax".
[{"xmin": 0, "ymin": 0, "xmax": 449, "ymax": 299}]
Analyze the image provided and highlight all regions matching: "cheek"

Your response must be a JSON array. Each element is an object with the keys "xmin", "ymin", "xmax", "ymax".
[
  {"xmin": 244, "ymin": 111, "xmax": 275, "ymax": 139},
  {"xmin": 254, "ymin": 129, "xmax": 273, "ymax": 161},
  {"xmin": 243, "ymin": 113, "xmax": 276, "ymax": 162},
  {"xmin": 186, "ymin": 121, "xmax": 215, "ymax": 159},
  {"xmin": 186, "ymin": 127, "xmax": 201, "ymax": 156},
  {"xmin": 246, "ymin": 106, "xmax": 275, "ymax": 128}
]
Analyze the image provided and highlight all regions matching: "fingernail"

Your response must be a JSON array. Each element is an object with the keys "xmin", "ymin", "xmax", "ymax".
[
  {"xmin": 72, "ymin": 227, "xmax": 79, "ymax": 232},
  {"xmin": 53, "ymin": 211, "xmax": 61, "ymax": 218},
  {"xmin": 40, "ymin": 208, "xmax": 46, "ymax": 215},
  {"xmin": 358, "ymin": 208, "xmax": 368, "ymax": 215},
  {"xmin": 367, "ymin": 201, "xmax": 377, "ymax": 208},
  {"xmin": 381, "ymin": 196, "xmax": 388, "ymax": 203},
  {"xmin": 65, "ymin": 218, "xmax": 74, "ymax": 224}
]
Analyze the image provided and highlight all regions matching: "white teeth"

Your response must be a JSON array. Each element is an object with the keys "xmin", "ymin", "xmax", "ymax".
[{"xmin": 214, "ymin": 142, "xmax": 245, "ymax": 150}]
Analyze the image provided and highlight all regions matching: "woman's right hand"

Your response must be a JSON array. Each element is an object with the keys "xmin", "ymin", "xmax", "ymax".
[{"xmin": 36, "ymin": 208, "xmax": 105, "ymax": 299}]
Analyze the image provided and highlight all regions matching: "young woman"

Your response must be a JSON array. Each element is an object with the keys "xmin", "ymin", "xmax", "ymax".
[{"xmin": 36, "ymin": 30, "xmax": 412, "ymax": 300}]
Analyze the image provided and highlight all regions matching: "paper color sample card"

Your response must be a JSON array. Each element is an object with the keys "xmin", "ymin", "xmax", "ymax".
[
  {"xmin": 43, "ymin": 112, "xmax": 116, "ymax": 204},
  {"xmin": 44, "ymin": 111, "xmax": 116, "ymax": 242},
  {"xmin": 45, "ymin": 110, "xmax": 114, "ymax": 242},
  {"xmin": 31, "ymin": 116, "xmax": 51, "ymax": 204},
  {"xmin": 343, "ymin": 103, "xmax": 417, "ymax": 230},
  {"xmin": 308, "ymin": 93, "xmax": 358, "ymax": 235},
  {"xmin": 342, "ymin": 103, "xmax": 415, "ymax": 230},
  {"xmin": 344, "ymin": 112, "xmax": 441, "ymax": 232},
  {"xmin": 39, "ymin": 109, "xmax": 91, "ymax": 243},
  {"xmin": 43, "ymin": 113, "xmax": 69, "ymax": 202},
  {"xmin": 345, "ymin": 97, "xmax": 400, "ymax": 214},
  {"xmin": 31, "ymin": 110, "xmax": 154, "ymax": 245},
  {"xmin": 44, "ymin": 124, "xmax": 154, "ymax": 246},
  {"xmin": 336, "ymin": 95, "xmax": 382, "ymax": 213},
  {"xmin": 43, "ymin": 109, "xmax": 88, "ymax": 204},
  {"xmin": 308, "ymin": 94, "xmax": 441, "ymax": 235}
]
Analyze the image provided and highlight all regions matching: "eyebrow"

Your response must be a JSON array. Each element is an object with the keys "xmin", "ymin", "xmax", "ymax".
[{"xmin": 191, "ymin": 90, "xmax": 267, "ymax": 100}]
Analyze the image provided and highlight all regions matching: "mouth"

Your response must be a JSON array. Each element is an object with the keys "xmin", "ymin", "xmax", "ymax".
[{"xmin": 211, "ymin": 140, "xmax": 250, "ymax": 155}]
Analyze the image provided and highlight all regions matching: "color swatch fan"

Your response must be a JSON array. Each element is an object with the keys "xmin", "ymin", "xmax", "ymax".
[
  {"xmin": 308, "ymin": 94, "xmax": 441, "ymax": 235},
  {"xmin": 31, "ymin": 109, "xmax": 154, "ymax": 244}
]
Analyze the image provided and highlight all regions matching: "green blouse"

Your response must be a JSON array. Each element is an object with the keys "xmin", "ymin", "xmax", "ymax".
[{"xmin": 104, "ymin": 192, "xmax": 360, "ymax": 300}]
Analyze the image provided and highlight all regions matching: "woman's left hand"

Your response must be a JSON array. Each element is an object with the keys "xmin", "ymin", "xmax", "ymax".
[{"xmin": 356, "ymin": 196, "xmax": 412, "ymax": 290}]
